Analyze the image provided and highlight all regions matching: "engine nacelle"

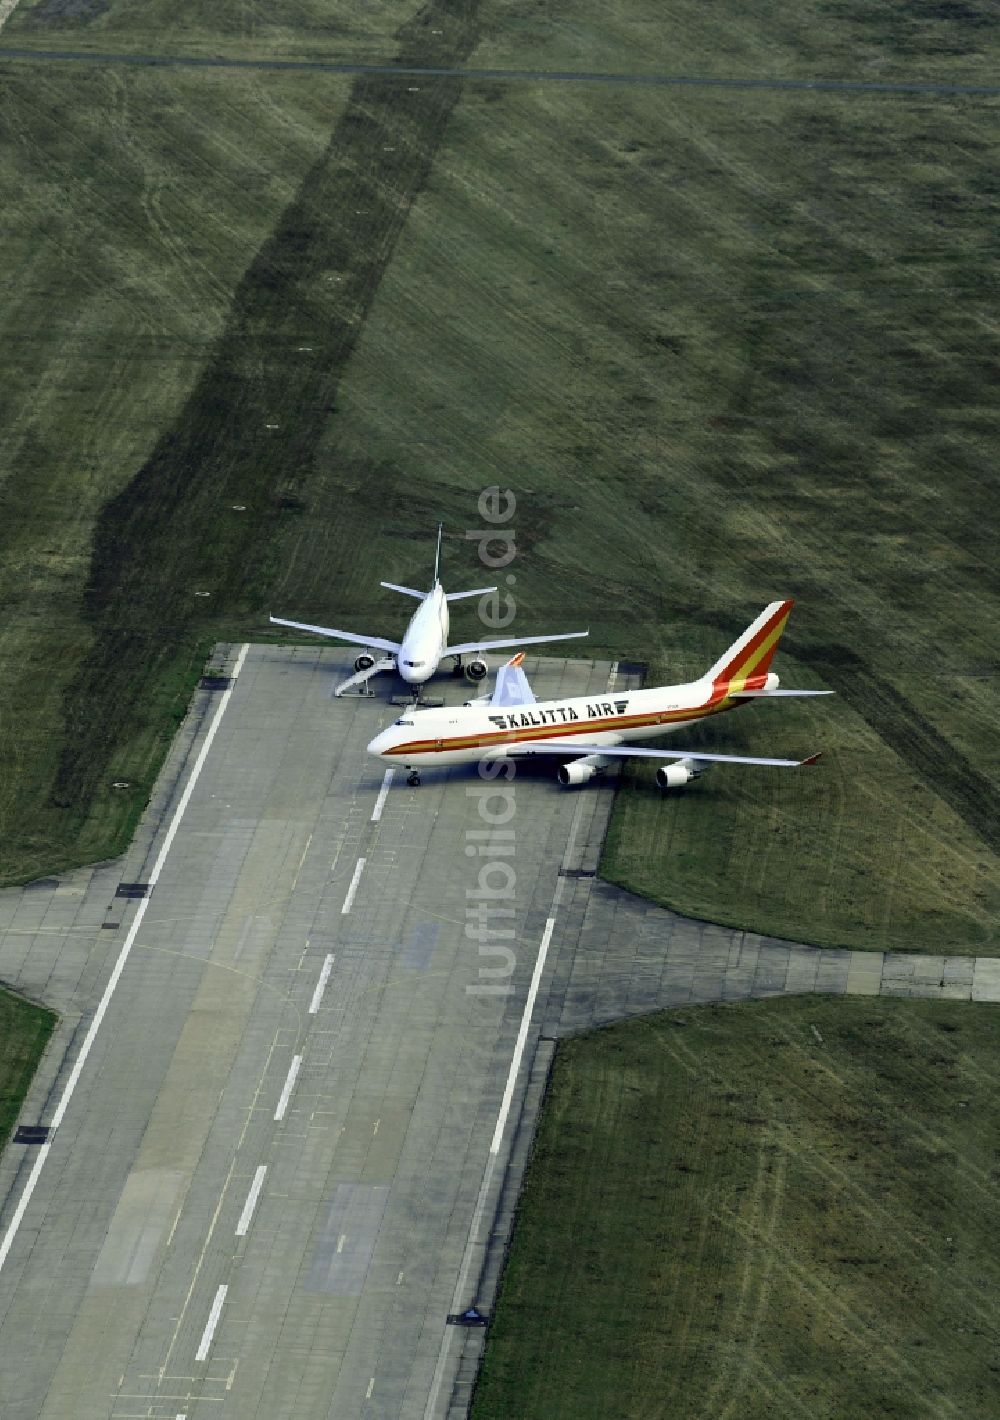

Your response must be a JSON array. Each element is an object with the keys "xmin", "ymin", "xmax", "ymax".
[
  {"xmin": 354, "ymin": 652, "xmax": 376, "ymax": 673},
  {"xmin": 655, "ymin": 759, "xmax": 700, "ymax": 790},
  {"xmin": 465, "ymin": 656, "xmax": 489, "ymax": 682},
  {"xmin": 558, "ymin": 761, "xmax": 598, "ymax": 787}
]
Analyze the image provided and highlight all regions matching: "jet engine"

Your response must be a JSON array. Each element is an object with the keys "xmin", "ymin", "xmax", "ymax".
[
  {"xmin": 557, "ymin": 761, "xmax": 598, "ymax": 787},
  {"xmin": 465, "ymin": 656, "xmax": 489, "ymax": 682},
  {"xmin": 655, "ymin": 759, "xmax": 701, "ymax": 790},
  {"xmin": 354, "ymin": 651, "xmax": 376, "ymax": 673}
]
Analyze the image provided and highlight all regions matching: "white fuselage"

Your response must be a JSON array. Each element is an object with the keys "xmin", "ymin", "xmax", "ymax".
[
  {"xmin": 367, "ymin": 676, "xmax": 745, "ymax": 767},
  {"xmin": 397, "ymin": 585, "xmax": 450, "ymax": 684}
]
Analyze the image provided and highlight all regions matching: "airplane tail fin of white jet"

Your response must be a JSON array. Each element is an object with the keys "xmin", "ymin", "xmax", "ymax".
[{"xmin": 433, "ymin": 522, "xmax": 443, "ymax": 587}]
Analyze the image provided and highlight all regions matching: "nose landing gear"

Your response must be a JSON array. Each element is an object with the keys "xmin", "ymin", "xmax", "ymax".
[{"xmin": 407, "ymin": 770, "xmax": 421, "ymax": 787}]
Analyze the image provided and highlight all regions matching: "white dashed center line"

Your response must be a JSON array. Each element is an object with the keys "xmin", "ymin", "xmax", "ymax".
[
  {"xmin": 371, "ymin": 768, "xmax": 394, "ymax": 821},
  {"xmin": 235, "ymin": 1166, "xmax": 267, "ymax": 1237},
  {"xmin": 195, "ymin": 1284, "xmax": 228, "ymax": 1362},
  {"xmin": 273, "ymin": 1055, "xmax": 302, "ymax": 1121},
  {"xmin": 341, "ymin": 857, "xmax": 366, "ymax": 914},
  {"xmin": 308, "ymin": 954, "xmax": 335, "ymax": 1014}
]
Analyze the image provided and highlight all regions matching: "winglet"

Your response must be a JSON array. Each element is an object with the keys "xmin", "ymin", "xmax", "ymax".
[{"xmin": 800, "ymin": 752, "xmax": 823, "ymax": 766}]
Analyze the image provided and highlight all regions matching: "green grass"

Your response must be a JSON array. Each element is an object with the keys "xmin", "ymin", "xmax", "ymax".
[
  {"xmin": 0, "ymin": 987, "xmax": 56, "ymax": 1149},
  {"xmin": 472, "ymin": 998, "xmax": 1000, "ymax": 1419},
  {"xmin": 0, "ymin": 0, "xmax": 998, "ymax": 959}
]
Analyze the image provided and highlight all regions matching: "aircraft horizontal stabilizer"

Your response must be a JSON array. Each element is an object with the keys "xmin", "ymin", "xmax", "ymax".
[
  {"xmin": 728, "ymin": 688, "xmax": 834, "ymax": 698},
  {"xmin": 445, "ymin": 586, "xmax": 499, "ymax": 602},
  {"xmin": 380, "ymin": 581, "xmax": 426, "ymax": 599}
]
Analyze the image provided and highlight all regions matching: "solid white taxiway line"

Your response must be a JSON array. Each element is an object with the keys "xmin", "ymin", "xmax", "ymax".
[
  {"xmin": 424, "ymin": 915, "xmax": 559, "ymax": 1419},
  {"xmin": 273, "ymin": 1055, "xmax": 302, "ymax": 1121},
  {"xmin": 0, "ymin": 645, "xmax": 251, "ymax": 1278},
  {"xmin": 371, "ymin": 769, "xmax": 394, "ymax": 821},
  {"xmin": 235, "ymin": 1166, "xmax": 267, "ymax": 1237},
  {"xmin": 490, "ymin": 917, "xmax": 556, "ymax": 1155},
  {"xmin": 341, "ymin": 857, "xmax": 366, "ymax": 914},
  {"xmin": 308, "ymin": 954, "xmax": 335, "ymax": 1014},
  {"xmin": 195, "ymin": 1284, "xmax": 228, "ymax": 1362}
]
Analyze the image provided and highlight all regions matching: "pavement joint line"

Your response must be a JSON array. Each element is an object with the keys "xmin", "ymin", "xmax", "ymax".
[
  {"xmin": 234, "ymin": 1166, "xmax": 267, "ymax": 1237},
  {"xmin": 340, "ymin": 856, "xmax": 366, "ymax": 914},
  {"xmin": 371, "ymin": 769, "xmax": 394, "ymax": 821},
  {"xmin": 0, "ymin": 643, "xmax": 250, "ymax": 1278},
  {"xmin": 273, "ymin": 1055, "xmax": 302, "ymax": 1121},
  {"xmin": 195, "ymin": 1284, "xmax": 228, "ymax": 1362},
  {"xmin": 4, "ymin": 47, "xmax": 1000, "ymax": 98},
  {"xmin": 308, "ymin": 953, "xmax": 335, "ymax": 1013}
]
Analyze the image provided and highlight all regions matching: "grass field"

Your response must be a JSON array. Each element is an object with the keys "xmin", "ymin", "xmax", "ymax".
[
  {"xmin": 472, "ymin": 998, "xmax": 1000, "ymax": 1419},
  {"xmin": 0, "ymin": 0, "xmax": 998, "ymax": 958},
  {"xmin": 0, "ymin": 987, "xmax": 55, "ymax": 1150}
]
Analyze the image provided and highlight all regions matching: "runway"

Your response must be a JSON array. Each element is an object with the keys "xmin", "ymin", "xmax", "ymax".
[
  {"xmin": 3, "ymin": 642, "xmax": 999, "ymax": 1420},
  {"xmin": 0, "ymin": 644, "xmax": 636, "ymax": 1420}
]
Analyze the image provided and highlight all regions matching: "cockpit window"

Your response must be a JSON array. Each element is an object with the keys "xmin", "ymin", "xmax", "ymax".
[
  {"xmin": 394, "ymin": 718, "xmax": 414, "ymax": 726},
  {"xmin": 403, "ymin": 660, "xmax": 425, "ymax": 668}
]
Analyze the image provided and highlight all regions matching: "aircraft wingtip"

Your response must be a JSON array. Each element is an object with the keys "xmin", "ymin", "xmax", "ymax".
[{"xmin": 800, "ymin": 752, "xmax": 823, "ymax": 767}]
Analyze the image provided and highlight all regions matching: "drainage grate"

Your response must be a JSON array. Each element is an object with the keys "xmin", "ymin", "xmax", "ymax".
[
  {"xmin": 14, "ymin": 1126, "xmax": 49, "ymax": 1145},
  {"xmin": 199, "ymin": 675, "xmax": 232, "ymax": 691},
  {"xmin": 115, "ymin": 882, "xmax": 149, "ymax": 899},
  {"xmin": 558, "ymin": 868, "xmax": 596, "ymax": 878},
  {"xmin": 447, "ymin": 1307, "xmax": 488, "ymax": 1327}
]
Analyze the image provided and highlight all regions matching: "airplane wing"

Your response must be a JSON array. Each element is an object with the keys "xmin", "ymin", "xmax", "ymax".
[
  {"xmin": 445, "ymin": 629, "xmax": 588, "ymax": 657},
  {"xmin": 490, "ymin": 653, "xmax": 536, "ymax": 708},
  {"xmin": 269, "ymin": 615, "xmax": 401, "ymax": 654},
  {"xmin": 511, "ymin": 740, "xmax": 822, "ymax": 768},
  {"xmin": 333, "ymin": 655, "xmax": 396, "ymax": 697}
]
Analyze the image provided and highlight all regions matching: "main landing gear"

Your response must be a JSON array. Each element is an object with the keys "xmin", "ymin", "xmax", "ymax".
[{"xmin": 407, "ymin": 770, "xmax": 421, "ymax": 787}]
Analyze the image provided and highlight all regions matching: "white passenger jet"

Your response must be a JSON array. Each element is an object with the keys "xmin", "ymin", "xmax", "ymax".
[
  {"xmin": 270, "ymin": 526, "xmax": 588, "ymax": 697},
  {"xmin": 367, "ymin": 599, "xmax": 830, "ymax": 785}
]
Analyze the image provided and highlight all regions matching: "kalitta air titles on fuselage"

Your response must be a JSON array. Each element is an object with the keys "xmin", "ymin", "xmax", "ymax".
[
  {"xmin": 368, "ymin": 681, "xmax": 724, "ymax": 768},
  {"xmin": 488, "ymin": 698, "xmax": 630, "ymax": 730}
]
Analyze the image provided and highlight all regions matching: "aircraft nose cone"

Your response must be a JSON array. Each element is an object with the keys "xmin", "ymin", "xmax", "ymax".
[{"xmin": 367, "ymin": 730, "xmax": 391, "ymax": 758}]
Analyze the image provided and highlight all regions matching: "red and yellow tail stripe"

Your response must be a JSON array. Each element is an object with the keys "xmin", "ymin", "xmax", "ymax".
[{"xmin": 712, "ymin": 599, "xmax": 793, "ymax": 696}]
